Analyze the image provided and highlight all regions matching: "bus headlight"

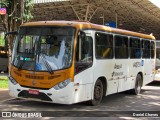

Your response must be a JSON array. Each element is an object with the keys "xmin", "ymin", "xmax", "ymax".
[
  {"xmin": 9, "ymin": 76, "xmax": 17, "ymax": 85},
  {"xmin": 53, "ymin": 79, "xmax": 71, "ymax": 90}
]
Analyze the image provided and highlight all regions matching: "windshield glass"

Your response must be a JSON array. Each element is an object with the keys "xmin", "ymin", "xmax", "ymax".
[{"xmin": 12, "ymin": 27, "xmax": 75, "ymax": 71}]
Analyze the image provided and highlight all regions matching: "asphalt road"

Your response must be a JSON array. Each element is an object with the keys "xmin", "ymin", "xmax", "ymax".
[
  {"xmin": 0, "ymin": 81, "xmax": 160, "ymax": 120},
  {"xmin": 0, "ymin": 72, "xmax": 8, "ymax": 77}
]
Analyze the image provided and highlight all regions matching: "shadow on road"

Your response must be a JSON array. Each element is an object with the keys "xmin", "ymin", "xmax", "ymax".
[
  {"xmin": 1, "ymin": 80, "xmax": 160, "ymax": 118},
  {"xmin": 147, "ymin": 81, "xmax": 160, "ymax": 86}
]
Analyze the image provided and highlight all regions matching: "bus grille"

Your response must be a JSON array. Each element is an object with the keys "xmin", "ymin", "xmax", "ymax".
[
  {"xmin": 48, "ymin": 75, "xmax": 61, "ymax": 80},
  {"xmin": 25, "ymin": 75, "xmax": 44, "ymax": 80}
]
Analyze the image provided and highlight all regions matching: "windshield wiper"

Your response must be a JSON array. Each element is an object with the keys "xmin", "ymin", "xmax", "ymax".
[{"xmin": 40, "ymin": 53, "xmax": 53, "ymax": 74}]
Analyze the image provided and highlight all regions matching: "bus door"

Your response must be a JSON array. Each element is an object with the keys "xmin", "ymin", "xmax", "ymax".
[{"xmin": 74, "ymin": 31, "xmax": 94, "ymax": 102}]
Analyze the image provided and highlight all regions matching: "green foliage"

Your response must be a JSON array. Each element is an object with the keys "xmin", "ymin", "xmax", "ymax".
[
  {"xmin": 0, "ymin": 80, "xmax": 8, "ymax": 88},
  {"xmin": 0, "ymin": 0, "xmax": 33, "ymax": 22},
  {"xmin": 26, "ymin": 36, "xmax": 31, "ymax": 43},
  {"xmin": 0, "ymin": 34, "xmax": 5, "ymax": 46},
  {"xmin": 0, "ymin": 0, "xmax": 9, "ymax": 7},
  {"xmin": 24, "ymin": 0, "xmax": 34, "ymax": 22}
]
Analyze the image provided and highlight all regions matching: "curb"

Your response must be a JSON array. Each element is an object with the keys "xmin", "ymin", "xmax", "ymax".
[{"xmin": 0, "ymin": 88, "xmax": 8, "ymax": 91}]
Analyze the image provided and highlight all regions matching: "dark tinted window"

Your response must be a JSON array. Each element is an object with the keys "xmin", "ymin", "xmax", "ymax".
[
  {"xmin": 115, "ymin": 35, "xmax": 128, "ymax": 59},
  {"xmin": 130, "ymin": 37, "xmax": 141, "ymax": 58},
  {"xmin": 150, "ymin": 41, "xmax": 155, "ymax": 58},
  {"xmin": 142, "ymin": 39, "xmax": 150, "ymax": 58},
  {"xmin": 75, "ymin": 35, "xmax": 93, "ymax": 74},
  {"xmin": 95, "ymin": 32, "xmax": 113, "ymax": 59}
]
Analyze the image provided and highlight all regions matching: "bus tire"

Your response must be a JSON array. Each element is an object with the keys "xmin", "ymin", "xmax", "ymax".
[
  {"xmin": 131, "ymin": 74, "xmax": 142, "ymax": 95},
  {"xmin": 88, "ymin": 79, "xmax": 103, "ymax": 106}
]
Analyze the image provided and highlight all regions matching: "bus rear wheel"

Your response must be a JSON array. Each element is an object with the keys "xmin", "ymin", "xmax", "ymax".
[
  {"xmin": 88, "ymin": 79, "xmax": 103, "ymax": 106},
  {"xmin": 131, "ymin": 74, "xmax": 142, "ymax": 95}
]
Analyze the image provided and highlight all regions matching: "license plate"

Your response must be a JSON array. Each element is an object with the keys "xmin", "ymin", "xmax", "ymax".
[{"xmin": 28, "ymin": 89, "xmax": 39, "ymax": 95}]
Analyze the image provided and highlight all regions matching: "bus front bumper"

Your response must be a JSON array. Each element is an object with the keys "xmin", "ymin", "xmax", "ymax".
[{"xmin": 8, "ymin": 80, "xmax": 75, "ymax": 104}]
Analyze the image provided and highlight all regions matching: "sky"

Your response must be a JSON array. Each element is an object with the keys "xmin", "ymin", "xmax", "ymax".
[{"xmin": 149, "ymin": 0, "xmax": 160, "ymax": 8}]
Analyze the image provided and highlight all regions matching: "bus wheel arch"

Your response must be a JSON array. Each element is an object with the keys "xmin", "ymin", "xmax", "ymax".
[
  {"xmin": 88, "ymin": 76, "xmax": 107, "ymax": 106},
  {"xmin": 98, "ymin": 77, "xmax": 107, "ymax": 97},
  {"xmin": 138, "ymin": 72, "xmax": 143, "ymax": 86}
]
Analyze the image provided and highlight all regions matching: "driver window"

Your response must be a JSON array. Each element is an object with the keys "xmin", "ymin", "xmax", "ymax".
[{"xmin": 75, "ymin": 35, "xmax": 93, "ymax": 74}]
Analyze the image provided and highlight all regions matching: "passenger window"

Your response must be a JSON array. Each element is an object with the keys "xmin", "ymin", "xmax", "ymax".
[
  {"xmin": 142, "ymin": 39, "xmax": 150, "ymax": 58},
  {"xmin": 150, "ymin": 41, "xmax": 155, "ymax": 58},
  {"xmin": 130, "ymin": 37, "xmax": 141, "ymax": 58},
  {"xmin": 95, "ymin": 32, "xmax": 113, "ymax": 59},
  {"xmin": 115, "ymin": 35, "xmax": 128, "ymax": 59}
]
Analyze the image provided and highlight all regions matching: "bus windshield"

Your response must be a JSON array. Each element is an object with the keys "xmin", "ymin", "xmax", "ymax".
[{"xmin": 12, "ymin": 27, "xmax": 75, "ymax": 72}]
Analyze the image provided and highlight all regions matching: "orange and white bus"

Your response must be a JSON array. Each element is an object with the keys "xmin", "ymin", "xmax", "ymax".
[{"xmin": 8, "ymin": 21, "xmax": 156, "ymax": 105}]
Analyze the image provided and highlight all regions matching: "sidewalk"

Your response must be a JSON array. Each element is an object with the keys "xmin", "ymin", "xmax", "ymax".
[{"xmin": 0, "ymin": 89, "xmax": 12, "ymax": 101}]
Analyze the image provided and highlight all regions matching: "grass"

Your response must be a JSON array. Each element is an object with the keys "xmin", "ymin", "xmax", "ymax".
[
  {"xmin": 0, "ymin": 34, "xmax": 5, "ymax": 46},
  {"xmin": 0, "ymin": 76, "xmax": 8, "ymax": 88}
]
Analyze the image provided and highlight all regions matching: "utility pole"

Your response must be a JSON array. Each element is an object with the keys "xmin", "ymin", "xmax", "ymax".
[{"xmin": 116, "ymin": 13, "xmax": 118, "ymax": 28}]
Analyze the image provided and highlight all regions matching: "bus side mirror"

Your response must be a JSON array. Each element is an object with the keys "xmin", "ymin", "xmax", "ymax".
[{"xmin": 4, "ymin": 31, "xmax": 18, "ymax": 52}]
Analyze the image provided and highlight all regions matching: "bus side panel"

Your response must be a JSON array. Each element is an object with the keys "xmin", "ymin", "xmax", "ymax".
[
  {"xmin": 128, "ymin": 59, "xmax": 143, "ymax": 89},
  {"xmin": 94, "ymin": 60, "xmax": 118, "ymax": 95},
  {"xmin": 143, "ymin": 59, "xmax": 155, "ymax": 85},
  {"xmin": 73, "ymin": 67, "xmax": 93, "ymax": 103},
  {"xmin": 117, "ymin": 59, "xmax": 134, "ymax": 92},
  {"xmin": 94, "ymin": 59, "xmax": 143, "ymax": 95}
]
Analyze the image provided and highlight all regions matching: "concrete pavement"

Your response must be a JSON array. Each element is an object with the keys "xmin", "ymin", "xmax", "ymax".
[{"xmin": 0, "ymin": 89, "xmax": 12, "ymax": 101}]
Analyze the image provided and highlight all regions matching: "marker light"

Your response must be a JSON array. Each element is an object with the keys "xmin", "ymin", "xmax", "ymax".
[{"xmin": 9, "ymin": 76, "xmax": 17, "ymax": 85}]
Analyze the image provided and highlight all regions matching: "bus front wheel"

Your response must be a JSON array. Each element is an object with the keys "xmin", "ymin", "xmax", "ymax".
[
  {"xmin": 131, "ymin": 74, "xmax": 142, "ymax": 95},
  {"xmin": 88, "ymin": 79, "xmax": 103, "ymax": 106}
]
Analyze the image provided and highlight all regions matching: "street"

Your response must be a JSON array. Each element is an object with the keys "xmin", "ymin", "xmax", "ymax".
[{"xmin": 0, "ymin": 81, "xmax": 160, "ymax": 119}]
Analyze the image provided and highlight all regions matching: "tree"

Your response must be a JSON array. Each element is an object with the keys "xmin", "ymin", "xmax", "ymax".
[
  {"xmin": 0, "ymin": 0, "xmax": 33, "ymax": 32},
  {"xmin": 0, "ymin": 0, "xmax": 33, "ymax": 72}
]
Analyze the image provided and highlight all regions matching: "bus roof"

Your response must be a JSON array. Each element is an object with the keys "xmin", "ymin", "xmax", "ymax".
[{"xmin": 21, "ymin": 21, "xmax": 155, "ymax": 40}]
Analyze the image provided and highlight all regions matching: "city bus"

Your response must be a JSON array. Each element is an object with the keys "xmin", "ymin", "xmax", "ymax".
[
  {"xmin": 8, "ymin": 21, "xmax": 156, "ymax": 105},
  {"xmin": 0, "ymin": 46, "xmax": 8, "ymax": 73},
  {"xmin": 154, "ymin": 41, "xmax": 160, "ymax": 81}
]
